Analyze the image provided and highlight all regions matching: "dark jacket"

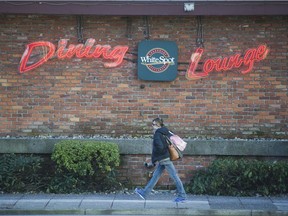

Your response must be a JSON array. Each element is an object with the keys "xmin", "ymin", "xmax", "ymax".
[{"xmin": 151, "ymin": 127, "xmax": 171, "ymax": 164}]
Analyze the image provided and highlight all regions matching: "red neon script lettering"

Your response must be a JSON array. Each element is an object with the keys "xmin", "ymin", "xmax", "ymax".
[
  {"xmin": 186, "ymin": 45, "xmax": 269, "ymax": 80},
  {"xmin": 185, "ymin": 47, "xmax": 207, "ymax": 80},
  {"xmin": 19, "ymin": 39, "xmax": 129, "ymax": 73},
  {"xmin": 19, "ymin": 41, "xmax": 55, "ymax": 74}
]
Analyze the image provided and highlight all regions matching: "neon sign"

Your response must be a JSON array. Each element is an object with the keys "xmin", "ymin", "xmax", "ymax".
[
  {"xmin": 19, "ymin": 38, "xmax": 129, "ymax": 73},
  {"xmin": 186, "ymin": 44, "xmax": 269, "ymax": 80},
  {"xmin": 19, "ymin": 38, "xmax": 269, "ymax": 80}
]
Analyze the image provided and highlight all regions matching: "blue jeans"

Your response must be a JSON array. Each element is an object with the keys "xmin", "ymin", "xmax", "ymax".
[{"xmin": 141, "ymin": 159, "xmax": 186, "ymax": 199}]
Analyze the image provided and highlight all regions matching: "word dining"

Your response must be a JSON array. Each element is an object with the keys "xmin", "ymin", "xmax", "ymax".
[{"xmin": 19, "ymin": 38, "xmax": 129, "ymax": 73}]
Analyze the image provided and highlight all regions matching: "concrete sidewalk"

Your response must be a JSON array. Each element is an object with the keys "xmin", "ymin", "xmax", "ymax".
[{"xmin": 0, "ymin": 191, "xmax": 287, "ymax": 215}]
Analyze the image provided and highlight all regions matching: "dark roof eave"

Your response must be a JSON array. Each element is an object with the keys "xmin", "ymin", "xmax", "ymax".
[{"xmin": 0, "ymin": 1, "xmax": 288, "ymax": 16}]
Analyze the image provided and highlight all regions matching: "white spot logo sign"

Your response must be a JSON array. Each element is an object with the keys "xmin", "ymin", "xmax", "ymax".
[{"xmin": 138, "ymin": 40, "xmax": 178, "ymax": 81}]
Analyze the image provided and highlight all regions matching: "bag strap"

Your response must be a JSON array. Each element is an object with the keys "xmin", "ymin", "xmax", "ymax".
[
  {"xmin": 169, "ymin": 130, "xmax": 175, "ymax": 136},
  {"xmin": 162, "ymin": 134, "xmax": 172, "ymax": 148}
]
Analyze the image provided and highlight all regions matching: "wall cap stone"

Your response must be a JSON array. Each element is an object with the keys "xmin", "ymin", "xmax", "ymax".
[{"xmin": 0, "ymin": 138, "xmax": 287, "ymax": 156}]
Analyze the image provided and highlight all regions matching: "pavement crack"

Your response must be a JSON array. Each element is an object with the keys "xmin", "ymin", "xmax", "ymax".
[
  {"xmin": 44, "ymin": 194, "xmax": 54, "ymax": 209},
  {"xmin": 238, "ymin": 197, "xmax": 245, "ymax": 209},
  {"xmin": 110, "ymin": 194, "xmax": 116, "ymax": 209},
  {"xmin": 78, "ymin": 197, "xmax": 84, "ymax": 208},
  {"xmin": 13, "ymin": 194, "xmax": 24, "ymax": 208}
]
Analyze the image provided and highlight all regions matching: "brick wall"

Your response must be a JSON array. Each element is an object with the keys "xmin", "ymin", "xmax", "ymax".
[
  {"xmin": 117, "ymin": 154, "xmax": 216, "ymax": 187},
  {"xmin": 0, "ymin": 15, "xmax": 287, "ymax": 139}
]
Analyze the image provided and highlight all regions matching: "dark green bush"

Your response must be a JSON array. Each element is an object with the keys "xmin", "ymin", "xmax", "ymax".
[
  {"xmin": 0, "ymin": 154, "xmax": 44, "ymax": 192},
  {"xmin": 46, "ymin": 170, "xmax": 122, "ymax": 193},
  {"xmin": 47, "ymin": 173, "xmax": 85, "ymax": 193},
  {"xmin": 187, "ymin": 158, "xmax": 288, "ymax": 196}
]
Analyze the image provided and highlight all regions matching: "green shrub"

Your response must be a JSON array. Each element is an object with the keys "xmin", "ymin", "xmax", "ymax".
[
  {"xmin": 51, "ymin": 140, "xmax": 120, "ymax": 176},
  {"xmin": 0, "ymin": 154, "xmax": 44, "ymax": 192},
  {"xmin": 49, "ymin": 140, "xmax": 122, "ymax": 193},
  {"xmin": 187, "ymin": 158, "xmax": 288, "ymax": 196}
]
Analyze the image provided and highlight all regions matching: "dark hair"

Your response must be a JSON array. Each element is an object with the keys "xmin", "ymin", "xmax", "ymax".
[{"xmin": 152, "ymin": 118, "xmax": 164, "ymax": 127}]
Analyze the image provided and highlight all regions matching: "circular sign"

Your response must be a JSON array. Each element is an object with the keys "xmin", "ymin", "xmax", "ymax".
[{"xmin": 145, "ymin": 48, "xmax": 171, "ymax": 73}]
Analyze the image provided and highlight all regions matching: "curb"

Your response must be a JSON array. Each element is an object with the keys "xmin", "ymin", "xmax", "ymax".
[{"xmin": 1, "ymin": 209, "xmax": 288, "ymax": 216}]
